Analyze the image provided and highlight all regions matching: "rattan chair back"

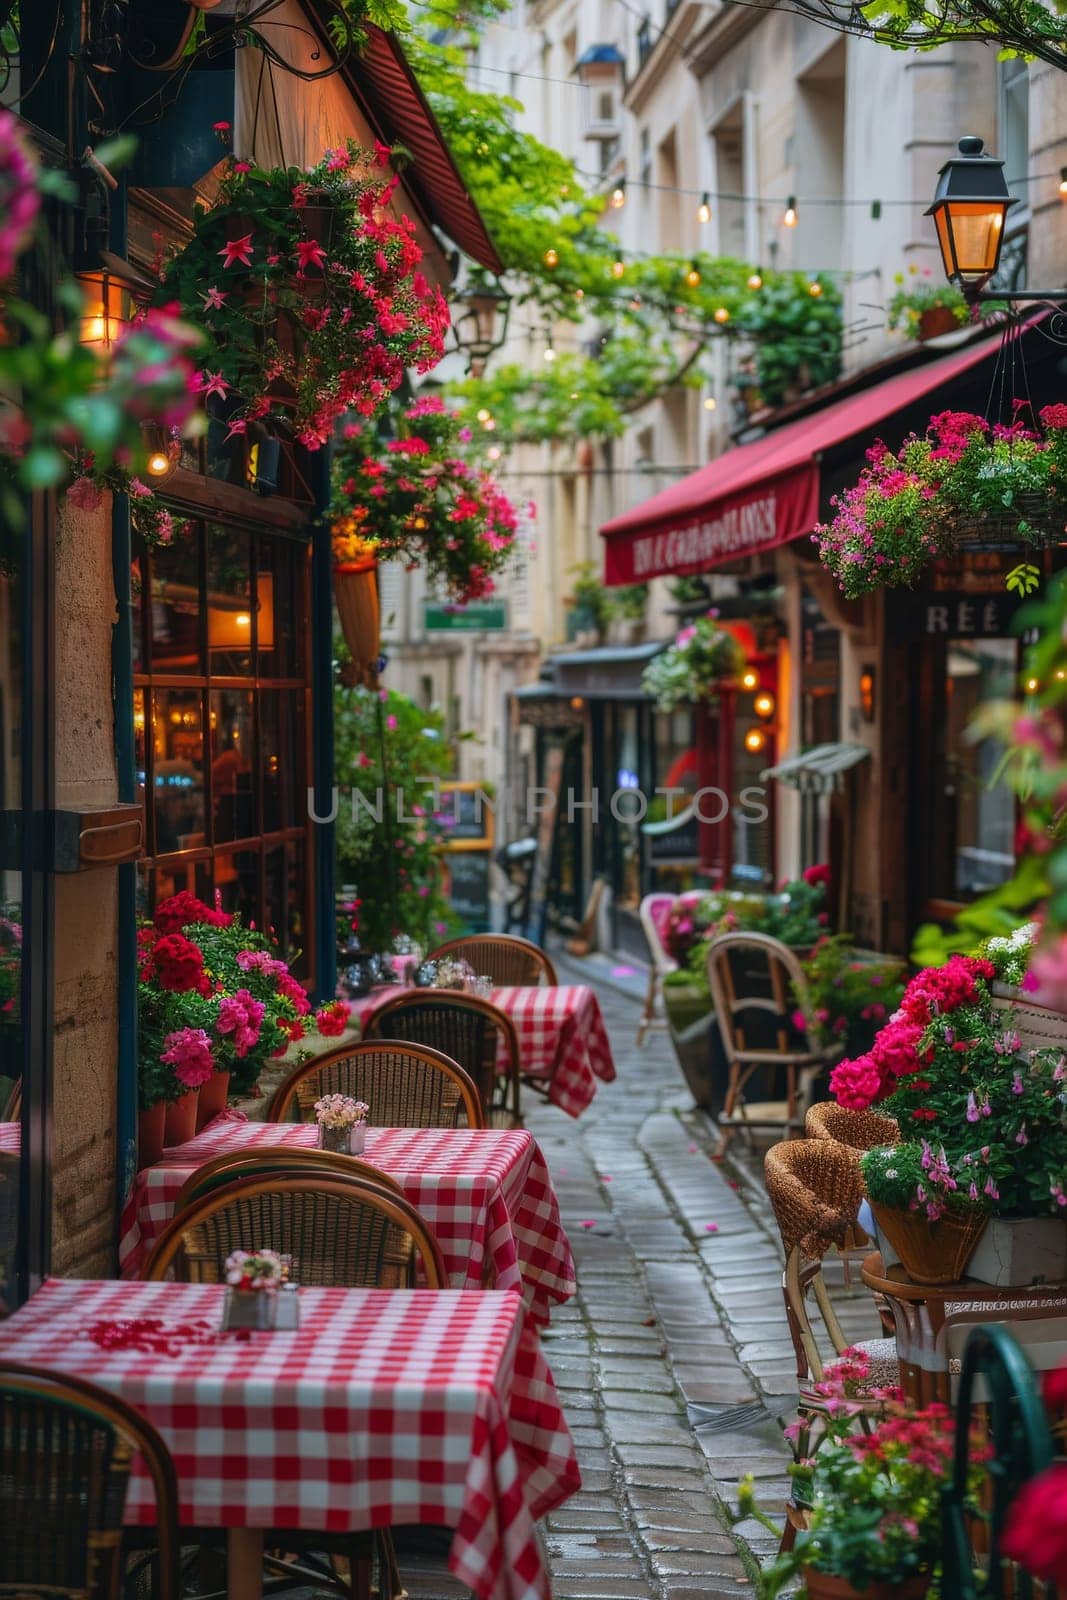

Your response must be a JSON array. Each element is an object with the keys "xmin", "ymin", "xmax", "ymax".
[
  {"xmin": 707, "ymin": 932, "xmax": 814, "ymax": 1063},
  {"xmin": 174, "ymin": 1146, "xmax": 405, "ymax": 1214},
  {"xmin": 429, "ymin": 934, "xmax": 558, "ymax": 987},
  {"xmin": 268, "ymin": 1040, "xmax": 484, "ymax": 1128},
  {"xmin": 364, "ymin": 992, "xmax": 522, "ymax": 1128},
  {"xmin": 805, "ymin": 1101, "xmax": 899, "ymax": 1152},
  {"xmin": 764, "ymin": 1137, "xmax": 866, "ymax": 1261},
  {"xmin": 0, "ymin": 1362, "xmax": 180, "ymax": 1600},
  {"xmin": 0, "ymin": 1078, "xmax": 19, "ymax": 1121},
  {"xmin": 141, "ymin": 1174, "xmax": 447, "ymax": 1289}
]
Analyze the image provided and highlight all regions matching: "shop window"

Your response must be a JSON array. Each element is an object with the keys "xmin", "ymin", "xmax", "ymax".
[
  {"xmin": 934, "ymin": 638, "xmax": 1017, "ymax": 900},
  {"xmin": 134, "ymin": 522, "xmax": 312, "ymax": 977}
]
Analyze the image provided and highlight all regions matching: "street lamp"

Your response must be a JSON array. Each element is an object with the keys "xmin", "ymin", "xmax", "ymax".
[
  {"xmin": 926, "ymin": 136, "xmax": 1016, "ymax": 300},
  {"xmin": 452, "ymin": 279, "xmax": 511, "ymax": 378}
]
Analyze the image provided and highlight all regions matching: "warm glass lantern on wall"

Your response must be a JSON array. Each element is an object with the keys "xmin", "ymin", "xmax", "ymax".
[
  {"xmin": 926, "ymin": 136, "xmax": 1016, "ymax": 299},
  {"xmin": 75, "ymin": 268, "xmax": 131, "ymax": 352}
]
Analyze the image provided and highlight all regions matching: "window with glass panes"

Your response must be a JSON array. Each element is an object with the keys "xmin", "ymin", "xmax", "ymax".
[{"xmin": 132, "ymin": 521, "xmax": 312, "ymax": 978}]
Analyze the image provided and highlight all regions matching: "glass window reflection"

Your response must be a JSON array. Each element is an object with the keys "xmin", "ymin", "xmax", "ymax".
[
  {"xmin": 151, "ymin": 689, "xmax": 205, "ymax": 853},
  {"xmin": 211, "ymin": 690, "xmax": 255, "ymax": 843}
]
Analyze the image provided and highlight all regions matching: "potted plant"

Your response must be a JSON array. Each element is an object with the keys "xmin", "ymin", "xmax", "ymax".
[
  {"xmin": 886, "ymin": 269, "xmax": 971, "ymax": 342},
  {"xmin": 565, "ymin": 561, "xmax": 614, "ymax": 643},
  {"xmin": 732, "ymin": 273, "xmax": 844, "ymax": 409},
  {"xmin": 222, "ymin": 1247, "xmax": 293, "ymax": 1331},
  {"xmin": 861, "ymin": 1142, "xmax": 989, "ymax": 1285},
  {"xmin": 815, "ymin": 406, "xmax": 1067, "ymax": 599},
  {"xmin": 137, "ymin": 890, "xmax": 335, "ymax": 1161},
  {"xmin": 155, "ymin": 140, "xmax": 448, "ymax": 451},
  {"xmin": 795, "ymin": 935, "xmax": 906, "ymax": 1061},
  {"xmin": 831, "ymin": 936, "xmax": 1067, "ymax": 1285},
  {"xmin": 641, "ymin": 613, "xmax": 746, "ymax": 713},
  {"xmin": 329, "ymin": 397, "xmax": 520, "ymax": 675}
]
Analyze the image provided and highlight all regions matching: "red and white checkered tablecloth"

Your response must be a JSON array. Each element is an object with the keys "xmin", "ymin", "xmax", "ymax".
[
  {"xmin": 118, "ymin": 1122, "xmax": 575, "ymax": 1324},
  {"xmin": 0, "ymin": 1277, "xmax": 579, "ymax": 1600},
  {"xmin": 351, "ymin": 984, "xmax": 617, "ymax": 1119}
]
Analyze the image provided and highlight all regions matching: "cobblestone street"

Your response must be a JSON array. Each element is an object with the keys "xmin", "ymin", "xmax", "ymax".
[{"xmin": 402, "ymin": 959, "xmax": 878, "ymax": 1599}]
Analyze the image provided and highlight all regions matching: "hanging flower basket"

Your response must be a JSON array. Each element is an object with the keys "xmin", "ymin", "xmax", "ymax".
[
  {"xmin": 334, "ymin": 555, "xmax": 381, "ymax": 687},
  {"xmin": 329, "ymin": 397, "xmax": 521, "ymax": 605},
  {"xmin": 815, "ymin": 406, "xmax": 1067, "ymax": 598},
  {"xmin": 156, "ymin": 141, "xmax": 449, "ymax": 449},
  {"xmin": 640, "ymin": 614, "xmax": 746, "ymax": 713}
]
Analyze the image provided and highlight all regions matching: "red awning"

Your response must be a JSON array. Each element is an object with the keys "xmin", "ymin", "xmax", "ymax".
[
  {"xmin": 600, "ymin": 329, "xmax": 1016, "ymax": 585},
  {"xmin": 304, "ymin": 8, "xmax": 503, "ymax": 274}
]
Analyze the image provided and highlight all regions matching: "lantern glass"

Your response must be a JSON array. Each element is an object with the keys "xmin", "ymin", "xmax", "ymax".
[
  {"xmin": 932, "ymin": 200, "xmax": 1007, "ymax": 286},
  {"xmin": 77, "ymin": 270, "xmax": 131, "ymax": 351}
]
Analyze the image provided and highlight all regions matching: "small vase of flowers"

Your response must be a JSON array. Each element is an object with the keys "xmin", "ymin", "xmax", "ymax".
[
  {"xmin": 315, "ymin": 1093, "xmax": 369, "ymax": 1154},
  {"xmin": 222, "ymin": 1248, "xmax": 290, "ymax": 1330}
]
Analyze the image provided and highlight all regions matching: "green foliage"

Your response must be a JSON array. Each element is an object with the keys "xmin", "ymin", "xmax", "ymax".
[
  {"xmin": 886, "ymin": 270, "xmax": 971, "ymax": 336},
  {"xmin": 334, "ymin": 683, "xmax": 458, "ymax": 952},
  {"xmin": 798, "ymin": 934, "xmax": 905, "ymax": 1057},
  {"xmin": 641, "ymin": 615, "xmax": 746, "ymax": 713},
  {"xmin": 732, "ymin": 273, "xmax": 844, "ymax": 408},
  {"xmin": 909, "ymin": 856, "xmax": 1048, "ymax": 967}
]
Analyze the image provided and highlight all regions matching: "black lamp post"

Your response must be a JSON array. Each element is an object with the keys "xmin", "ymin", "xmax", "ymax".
[{"xmin": 927, "ymin": 135, "xmax": 1061, "ymax": 305}]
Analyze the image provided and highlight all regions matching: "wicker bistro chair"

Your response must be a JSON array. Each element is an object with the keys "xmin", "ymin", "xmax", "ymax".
[
  {"xmin": 428, "ymin": 933, "xmax": 558, "ymax": 988},
  {"xmin": 764, "ymin": 1138, "xmax": 900, "ymax": 1549},
  {"xmin": 173, "ymin": 1147, "xmax": 406, "ymax": 1216},
  {"xmin": 0, "ymin": 1361, "xmax": 181, "ymax": 1600},
  {"xmin": 268, "ymin": 1040, "xmax": 484, "ymax": 1129},
  {"xmin": 363, "ymin": 992, "xmax": 523, "ymax": 1129},
  {"xmin": 706, "ymin": 932, "xmax": 838, "ymax": 1149},
  {"xmin": 805, "ymin": 1101, "xmax": 900, "ymax": 1153},
  {"xmin": 141, "ymin": 1173, "xmax": 447, "ymax": 1289},
  {"xmin": 636, "ymin": 893, "xmax": 679, "ymax": 1047}
]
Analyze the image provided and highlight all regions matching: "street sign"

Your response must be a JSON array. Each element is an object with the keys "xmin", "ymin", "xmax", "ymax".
[{"xmin": 424, "ymin": 600, "xmax": 508, "ymax": 632}]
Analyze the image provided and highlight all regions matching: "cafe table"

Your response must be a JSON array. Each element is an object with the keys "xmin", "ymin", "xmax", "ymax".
[
  {"xmin": 350, "ymin": 983, "xmax": 617, "ymax": 1117},
  {"xmin": 0, "ymin": 1276, "xmax": 580, "ymax": 1600},
  {"xmin": 118, "ymin": 1116, "xmax": 576, "ymax": 1325}
]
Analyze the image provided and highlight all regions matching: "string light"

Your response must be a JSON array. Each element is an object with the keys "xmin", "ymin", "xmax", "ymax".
[
  {"xmin": 746, "ymin": 268, "xmax": 763, "ymax": 290},
  {"xmin": 543, "ymin": 339, "xmax": 556, "ymax": 363},
  {"xmin": 684, "ymin": 261, "xmax": 701, "ymax": 288},
  {"xmin": 610, "ymin": 181, "xmax": 626, "ymax": 209},
  {"xmin": 741, "ymin": 668, "xmax": 759, "ymax": 691},
  {"xmin": 744, "ymin": 727, "xmax": 767, "ymax": 754},
  {"xmin": 713, "ymin": 306, "xmax": 730, "ymax": 324},
  {"xmin": 476, "ymin": 407, "xmax": 492, "ymax": 423},
  {"xmin": 611, "ymin": 259, "xmax": 625, "ymax": 279},
  {"xmin": 575, "ymin": 288, "xmax": 585, "ymax": 300},
  {"xmin": 1026, "ymin": 675, "xmax": 1040, "ymax": 692},
  {"xmin": 544, "ymin": 247, "xmax": 559, "ymax": 267},
  {"xmin": 702, "ymin": 396, "xmax": 717, "ymax": 411},
  {"xmin": 1060, "ymin": 168, "xmax": 1067, "ymax": 198},
  {"xmin": 783, "ymin": 196, "xmax": 798, "ymax": 227},
  {"xmin": 697, "ymin": 192, "xmax": 711, "ymax": 224},
  {"xmin": 808, "ymin": 278, "xmax": 824, "ymax": 297}
]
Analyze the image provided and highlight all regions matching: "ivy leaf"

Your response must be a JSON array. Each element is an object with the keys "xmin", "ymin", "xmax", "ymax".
[{"xmin": 1006, "ymin": 562, "xmax": 1041, "ymax": 597}]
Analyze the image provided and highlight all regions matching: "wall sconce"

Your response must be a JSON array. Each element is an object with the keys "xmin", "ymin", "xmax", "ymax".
[
  {"xmin": 754, "ymin": 691, "xmax": 775, "ymax": 720},
  {"xmin": 75, "ymin": 268, "xmax": 131, "ymax": 352},
  {"xmin": 141, "ymin": 422, "xmax": 180, "ymax": 483},
  {"xmin": 741, "ymin": 667, "xmax": 759, "ymax": 692},
  {"xmin": 570, "ymin": 696, "xmax": 585, "ymax": 710},
  {"xmin": 859, "ymin": 664, "xmax": 876, "ymax": 723},
  {"xmin": 743, "ymin": 726, "xmax": 767, "ymax": 755}
]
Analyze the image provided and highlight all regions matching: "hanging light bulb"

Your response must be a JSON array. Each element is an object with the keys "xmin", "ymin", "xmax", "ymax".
[
  {"xmin": 476, "ymin": 407, "xmax": 492, "ymax": 424},
  {"xmin": 610, "ymin": 181, "xmax": 626, "ymax": 209},
  {"xmin": 783, "ymin": 195, "xmax": 798, "ymax": 227},
  {"xmin": 611, "ymin": 259, "xmax": 625, "ymax": 279},
  {"xmin": 575, "ymin": 288, "xmax": 585, "ymax": 300},
  {"xmin": 487, "ymin": 445, "xmax": 501, "ymax": 460},
  {"xmin": 697, "ymin": 192, "xmax": 711, "ymax": 224},
  {"xmin": 744, "ymin": 726, "xmax": 767, "ymax": 754},
  {"xmin": 684, "ymin": 261, "xmax": 702, "ymax": 288},
  {"xmin": 746, "ymin": 267, "xmax": 763, "ymax": 290},
  {"xmin": 741, "ymin": 667, "xmax": 759, "ymax": 692},
  {"xmin": 713, "ymin": 306, "xmax": 730, "ymax": 324},
  {"xmin": 544, "ymin": 247, "xmax": 559, "ymax": 268},
  {"xmin": 808, "ymin": 278, "xmax": 824, "ymax": 297},
  {"xmin": 543, "ymin": 339, "xmax": 556, "ymax": 362},
  {"xmin": 702, "ymin": 396, "xmax": 717, "ymax": 411}
]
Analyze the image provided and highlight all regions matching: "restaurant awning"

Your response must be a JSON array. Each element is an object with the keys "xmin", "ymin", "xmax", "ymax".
[
  {"xmin": 761, "ymin": 742, "xmax": 870, "ymax": 794},
  {"xmin": 599, "ymin": 327, "xmax": 1019, "ymax": 585}
]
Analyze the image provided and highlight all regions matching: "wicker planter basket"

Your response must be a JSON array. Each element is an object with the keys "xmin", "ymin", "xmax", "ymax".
[
  {"xmin": 945, "ymin": 492, "xmax": 1061, "ymax": 551},
  {"xmin": 334, "ymin": 560, "xmax": 380, "ymax": 687},
  {"xmin": 870, "ymin": 1201, "xmax": 987, "ymax": 1286}
]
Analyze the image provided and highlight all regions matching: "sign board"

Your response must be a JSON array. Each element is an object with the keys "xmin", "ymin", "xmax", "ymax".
[
  {"xmin": 909, "ymin": 592, "xmax": 1023, "ymax": 638},
  {"xmin": 445, "ymin": 851, "xmax": 491, "ymax": 932},
  {"xmin": 424, "ymin": 601, "xmax": 508, "ymax": 632},
  {"xmin": 437, "ymin": 782, "xmax": 495, "ymax": 850}
]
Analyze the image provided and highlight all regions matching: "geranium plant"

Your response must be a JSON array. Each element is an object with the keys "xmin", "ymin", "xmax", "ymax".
[
  {"xmin": 795, "ymin": 935, "xmax": 905, "ymax": 1058},
  {"xmin": 65, "ymin": 454, "xmax": 189, "ymax": 549},
  {"xmin": 155, "ymin": 140, "xmax": 449, "ymax": 450},
  {"xmin": 814, "ymin": 407, "xmax": 1067, "ymax": 600},
  {"xmin": 886, "ymin": 268, "xmax": 971, "ymax": 338},
  {"xmin": 641, "ymin": 613, "xmax": 745, "ymax": 713},
  {"xmin": 138, "ymin": 891, "xmax": 339, "ymax": 1103},
  {"xmin": 330, "ymin": 396, "xmax": 520, "ymax": 601}
]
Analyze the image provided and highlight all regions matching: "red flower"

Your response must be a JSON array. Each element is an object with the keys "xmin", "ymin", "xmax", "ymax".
[
  {"xmin": 149, "ymin": 933, "xmax": 206, "ymax": 994},
  {"xmin": 315, "ymin": 1000, "xmax": 351, "ymax": 1038},
  {"xmin": 910, "ymin": 1108, "xmax": 937, "ymax": 1122},
  {"xmin": 802, "ymin": 863, "xmax": 830, "ymax": 889},
  {"xmin": 277, "ymin": 971, "xmax": 311, "ymax": 1017},
  {"xmin": 219, "ymin": 233, "xmax": 254, "ymax": 268},
  {"xmin": 1043, "ymin": 1362, "xmax": 1067, "ymax": 1411},
  {"xmin": 1002, "ymin": 1464, "xmax": 1067, "ymax": 1584},
  {"xmin": 154, "ymin": 890, "xmax": 231, "ymax": 934}
]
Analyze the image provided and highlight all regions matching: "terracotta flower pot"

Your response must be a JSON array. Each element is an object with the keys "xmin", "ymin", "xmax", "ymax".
[
  {"xmin": 164, "ymin": 1088, "xmax": 200, "ymax": 1149},
  {"xmin": 802, "ymin": 1569, "xmax": 930, "ymax": 1600},
  {"xmin": 195, "ymin": 1070, "xmax": 231, "ymax": 1130},
  {"xmin": 334, "ymin": 560, "xmax": 380, "ymax": 686},
  {"xmin": 916, "ymin": 305, "xmax": 959, "ymax": 342},
  {"xmin": 137, "ymin": 1101, "xmax": 166, "ymax": 1168},
  {"xmin": 870, "ymin": 1201, "xmax": 987, "ymax": 1286}
]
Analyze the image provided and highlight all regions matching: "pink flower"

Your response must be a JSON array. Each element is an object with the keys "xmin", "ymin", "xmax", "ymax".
[
  {"xmin": 236, "ymin": 949, "xmax": 286, "ymax": 978},
  {"xmin": 216, "ymin": 989, "xmax": 265, "ymax": 1058},
  {"xmin": 218, "ymin": 233, "xmax": 254, "ymax": 268},
  {"xmin": 295, "ymin": 238, "xmax": 328, "ymax": 271},
  {"xmin": 127, "ymin": 478, "xmax": 152, "ymax": 499},
  {"xmin": 201, "ymin": 287, "xmax": 228, "ymax": 312},
  {"xmin": 160, "ymin": 1027, "xmax": 215, "ymax": 1088},
  {"xmin": 66, "ymin": 476, "xmax": 103, "ymax": 512}
]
